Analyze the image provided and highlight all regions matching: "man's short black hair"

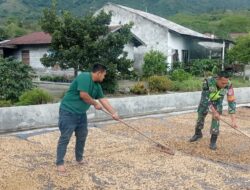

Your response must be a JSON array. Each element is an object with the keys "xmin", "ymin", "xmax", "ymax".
[
  {"xmin": 218, "ymin": 67, "xmax": 233, "ymax": 78},
  {"xmin": 92, "ymin": 64, "xmax": 107, "ymax": 73}
]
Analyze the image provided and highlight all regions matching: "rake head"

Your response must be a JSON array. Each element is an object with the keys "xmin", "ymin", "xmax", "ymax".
[{"xmin": 156, "ymin": 143, "xmax": 175, "ymax": 155}]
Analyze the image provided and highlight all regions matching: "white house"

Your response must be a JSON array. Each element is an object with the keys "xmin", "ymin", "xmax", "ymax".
[
  {"xmin": 0, "ymin": 29, "xmax": 144, "ymax": 74},
  {"xmin": 98, "ymin": 3, "xmax": 233, "ymax": 70},
  {"xmin": 0, "ymin": 3, "xmax": 233, "ymax": 73},
  {"xmin": 0, "ymin": 32, "xmax": 51, "ymax": 69}
]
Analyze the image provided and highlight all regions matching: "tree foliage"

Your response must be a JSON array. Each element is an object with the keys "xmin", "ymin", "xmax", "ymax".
[
  {"xmin": 0, "ymin": 17, "xmax": 41, "ymax": 40},
  {"xmin": 143, "ymin": 50, "xmax": 167, "ymax": 77},
  {"xmin": 1, "ymin": 0, "xmax": 250, "ymax": 20},
  {"xmin": 1, "ymin": 1, "xmax": 250, "ymax": 40},
  {"xmin": 0, "ymin": 27, "xmax": 8, "ymax": 41},
  {"xmin": 40, "ymin": 2, "xmax": 132, "ymax": 93},
  {"xmin": 169, "ymin": 10, "xmax": 250, "ymax": 39},
  {"xmin": 0, "ymin": 58, "xmax": 34, "ymax": 101},
  {"xmin": 228, "ymin": 34, "xmax": 250, "ymax": 63}
]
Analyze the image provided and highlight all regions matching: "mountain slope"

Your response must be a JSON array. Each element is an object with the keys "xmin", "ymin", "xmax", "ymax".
[{"xmin": 1, "ymin": 0, "xmax": 250, "ymax": 21}]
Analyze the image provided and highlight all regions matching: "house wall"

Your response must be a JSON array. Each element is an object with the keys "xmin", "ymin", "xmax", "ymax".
[
  {"xmin": 167, "ymin": 32, "xmax": 190, "ymax": 64},
  {"xmin": 123, "ymin": 42, "xmax": 134, "ymax": 60},
  {"xmin": 101, "ymin": 4, "xmax": 195, "ymax": 70},
  {"xmin": 11, "ymin": 45, "xmax": 49, "ymax": 68},
  {"xmin": 101, "ymin": 4, "xmax": 171, "ymax": 71}
]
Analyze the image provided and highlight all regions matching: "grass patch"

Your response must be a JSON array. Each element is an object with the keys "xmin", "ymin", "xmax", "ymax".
[
  {"xmin": 172, "ymin": 77, "xmax": 202, "ymax": 92},
  {"xmin": 231, "ymin": 77, "xmax": 250, "ymax": 88}
]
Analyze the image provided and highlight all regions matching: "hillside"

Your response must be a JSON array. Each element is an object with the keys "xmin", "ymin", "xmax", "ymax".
[
  {"xmin": 169, "ymin": 10, "xmax": 250, "ymax": 39},
  {"xmin": 1, "ymin": 0, "xmax": 250, "ymax": 21},
  {"xmin": 0, "ymin": 0, "xmax": 250, "ymax": 40}
]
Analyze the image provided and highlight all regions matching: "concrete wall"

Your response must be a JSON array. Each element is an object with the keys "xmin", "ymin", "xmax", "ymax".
[{"xmin": 0, "ymin": 87, "xmax": 250, "ymax": 133}]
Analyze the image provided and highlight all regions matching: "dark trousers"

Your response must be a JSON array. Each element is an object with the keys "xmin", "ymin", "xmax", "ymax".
[{"xmin": 56, "ymin": 109, "xmax": 88, "ymax": 166}]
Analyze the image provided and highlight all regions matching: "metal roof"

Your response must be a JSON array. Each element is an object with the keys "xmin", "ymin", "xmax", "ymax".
[
  {"xmin": 107, "ymin": 3, "xmax": 214, "ymax": 40},
  {"xmin": 2, "ymin": 32, "xmax": 51, "ymax": 46}
]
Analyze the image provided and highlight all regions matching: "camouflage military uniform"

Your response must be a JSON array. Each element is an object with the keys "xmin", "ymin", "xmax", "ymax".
[{"xmin": 196, "ymin": 77, "xmax": 236, "ymax": 135}]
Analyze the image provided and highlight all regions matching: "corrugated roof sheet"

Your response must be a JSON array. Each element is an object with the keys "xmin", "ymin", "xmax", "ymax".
[
  {"xmin": 108, "ymin": 3, "xmax": 213, "ymax": 39},
  {"xmin": 3, "ymin": 32, "xmax": 51, "ymax": 45}
]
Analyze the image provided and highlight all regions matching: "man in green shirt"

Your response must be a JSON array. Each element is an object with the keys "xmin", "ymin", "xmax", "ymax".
[{"xmin": 56, "ymin": 64, "xmax": 119, "ymax": 175}]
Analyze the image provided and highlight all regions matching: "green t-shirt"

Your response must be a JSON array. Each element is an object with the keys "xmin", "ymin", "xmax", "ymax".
[{"xmin": 60, "ymin": 72, "xmax": 104, "ymax": 114}]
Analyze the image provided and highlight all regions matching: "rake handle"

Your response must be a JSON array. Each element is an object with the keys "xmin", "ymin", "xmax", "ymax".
[
  {"xmin": 209, "ymin": 104, "xmax": 250, "ymax": 139},
  {"xmin": 101, "ymin": 108, "xmax": 168, "ymax": 148},
  {"xmin": 220, "ymin": 117, "xmax": 250, "ymax": 139}
]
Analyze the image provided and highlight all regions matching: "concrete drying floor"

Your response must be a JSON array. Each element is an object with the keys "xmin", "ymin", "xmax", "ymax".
[{"xmin": 0, "ymin": 107, "xmax": 250, "ymax": 190}]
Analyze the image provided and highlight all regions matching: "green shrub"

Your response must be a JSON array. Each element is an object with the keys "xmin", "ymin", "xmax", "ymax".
[
  {"xmin": 0, "ymin": 57, "xmax": 34, "ymax": 101},
  {"xmin": 0, "ymin": 100, "xmax": 12, "ymax": 107},
  {"xmin": 102, "ymin": 76, "xmax": 118, "ymax": 94},
  {"xmin": 40, "ymin": 75, "xmax": 53, "ymax": 81},
  {"xmin": 190, "ymin": 59, "xmax": 219, "ymax": 76},
  {"xmin": 16, "ymin": 88, "xmax": 53, "ymax": 106},
  {"xmin": 171, "ymin": 78, "xmax": 202, "ymax": 92},
  {"xmin": 204, "ymin": 71, "xmax": 214, "ymax": 77},
  {"xmin": 40, "ymin": 75, "xmax": 73, "ymax": 83},
  {"xmin": 171, "ymin": 69, "xmax": 192, "ymax": 81},
  {"xmin": 172, "ymin": 61, "xmax": 185, "ymax": 70},
  {"xmin": 148, "ymin": 75, "xmax": 173, "ymax": 93},
  {"xmin": 130, "ymin": 82, "xmax": 147, "ymax": 95},
  {"xmin": 231, "ymin": 77, "xmax": 250, "ymax": 87},
  {"xmin": 143, "ymin": 50, "xmax": 167, "ymax": 77}
]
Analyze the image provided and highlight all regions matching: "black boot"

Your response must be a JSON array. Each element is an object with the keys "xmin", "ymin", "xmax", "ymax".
[
  {"xmin": 209, "ymin": 134, "xmax": 218, "ymax": 150},
  {"xmin": 189, "ymin": 128, "xmax": 203, "ymax": 142}
]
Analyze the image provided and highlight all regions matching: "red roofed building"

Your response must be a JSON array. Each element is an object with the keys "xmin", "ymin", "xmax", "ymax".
[
  {"xmin": 0, "ymin": 30, "xmax": 144, "ymax": 71},
  {"xmin": 3, "ymin": 32, "xmax": 51, "ymax": 45},
  {"xmin": 0, "ymin": 32, "xmax": 52, "ymax": 68}
]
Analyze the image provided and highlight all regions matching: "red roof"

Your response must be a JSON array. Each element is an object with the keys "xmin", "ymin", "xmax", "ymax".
[{"xmin": 4, "ymin": 32, "xmax": 52, "ymax": 45}]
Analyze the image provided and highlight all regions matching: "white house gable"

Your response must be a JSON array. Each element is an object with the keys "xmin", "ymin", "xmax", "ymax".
[{"xmin": 99, "ymin": 3, "xmax": 232, "ymax": 71}]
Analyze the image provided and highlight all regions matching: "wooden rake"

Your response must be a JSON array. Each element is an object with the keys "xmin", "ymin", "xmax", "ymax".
[
  {"xmin": 101, "ymin": 109, "xmax": 175, "ymax": 155},
  {"xmin": 220, "ymin": 117, "xmax": 250, "ymax": 139},
  {"xmin": 209, "ymin": 104, "xmax": 250, "ymax": 139}
]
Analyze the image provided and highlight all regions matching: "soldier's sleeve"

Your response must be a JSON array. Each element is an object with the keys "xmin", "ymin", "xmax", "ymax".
[
  {"xmin": 227, "ymin": 84, "xmax": 236, "ymax": 114},
  {"xmin": 197, "ymin": 79, "xmax": 210, "ymax": 113}
]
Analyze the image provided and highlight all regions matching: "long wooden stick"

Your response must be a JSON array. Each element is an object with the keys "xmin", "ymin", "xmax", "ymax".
[
  {"xmin": 101, "ymin": 109, "xmax": 174, "ymax": 155},
  {"xmin": 209, "ymin": 104, "xmax": 250, "ymax": 139},
  {"xmin": 220, "ymin": 117, "xmax": 250, "ymax": 139}
]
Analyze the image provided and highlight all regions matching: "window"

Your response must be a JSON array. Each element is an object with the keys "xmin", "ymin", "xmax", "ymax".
[
  {"xmin": 21, "ymin": 50, "xmax": 30, "ymax": 65},
  {"xmin": 182, "ymin": 50, "xmax": 189, "ymax": 63}
]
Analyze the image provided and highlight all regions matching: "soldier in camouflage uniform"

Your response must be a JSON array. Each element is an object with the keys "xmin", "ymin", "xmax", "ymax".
[{"xmin": 189, "ymin": 71, "xmax": 237, "ymax": 150}]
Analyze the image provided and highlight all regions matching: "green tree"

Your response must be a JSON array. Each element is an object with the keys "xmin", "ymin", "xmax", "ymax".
[
  {"xmin": 143, "ymin": 50, "xmax": 167, "ymax": 77},
  {"xmin": 40, "ymin": 2, "xmax": 132, "ymax": 93},
  {"xmin": 228, "ymin": 34, "xmax": 250, "ymax": 63},
  {"xmin": 0, "ymin": 27, "xmax": 8, "ymax": 41},
  {"xmin": 0, "ymin": 57, "xmax": 34, "ymax": 102}
]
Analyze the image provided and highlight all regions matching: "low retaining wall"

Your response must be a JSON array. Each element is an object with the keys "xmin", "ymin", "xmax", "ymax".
[{"xmin": 0, "ymin": 87, "xmax": 250, "ymax": 133}]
